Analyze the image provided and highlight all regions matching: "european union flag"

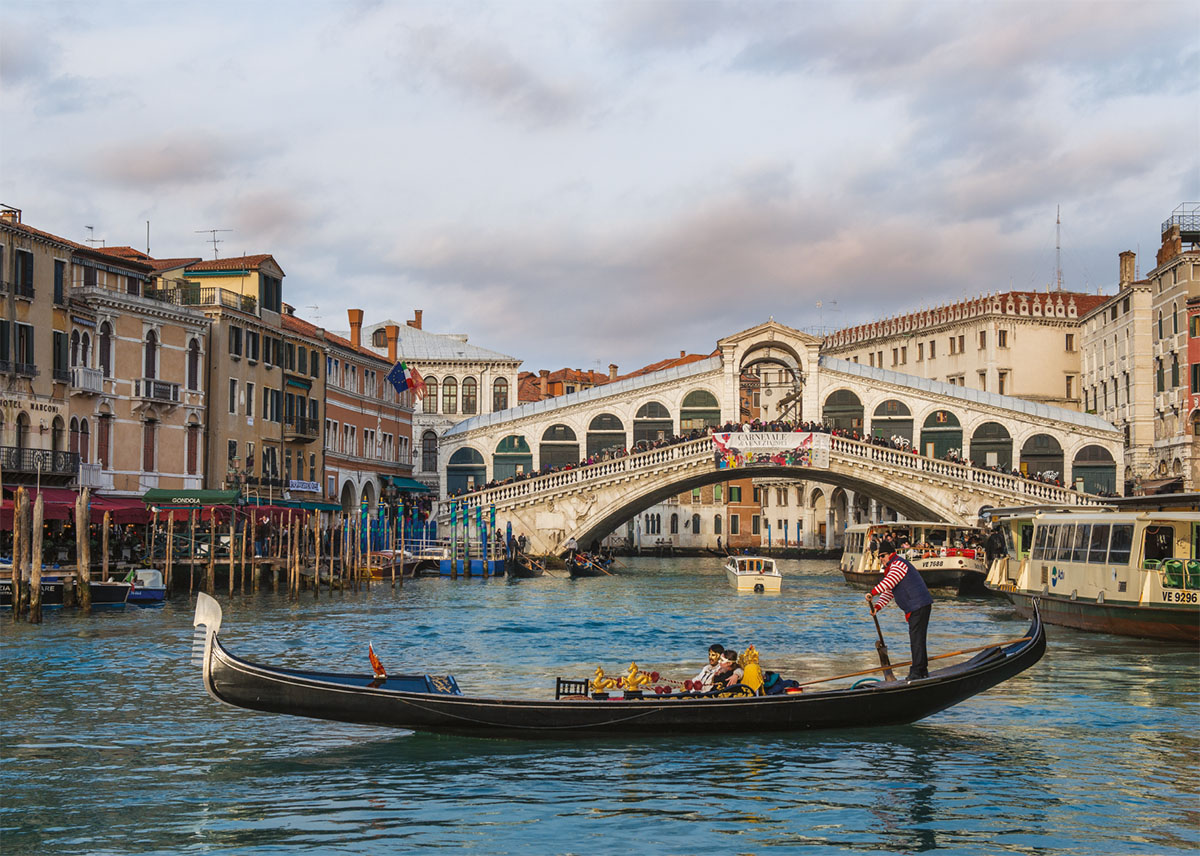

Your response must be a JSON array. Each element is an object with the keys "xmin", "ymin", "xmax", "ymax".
[{"xmin": 386, "ymin": 361, "xmax": 409, "ymax": 395}]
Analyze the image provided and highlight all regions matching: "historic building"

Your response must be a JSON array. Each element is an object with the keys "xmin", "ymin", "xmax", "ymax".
[
  {"xmin": 822, "ymin": 290, "xmax": 1110, "ymax": 411},
  {"xmin": 1, "ymin": 207, "xmax": 79, "ymax": 488},
  {"xmin": 1079, "ymin": 251, "xmax": 1154, "ymax": 492},
  {"xmin": 280, "ymin": 309, "xmax": 326, "ymax": 506},
  {"xmin": 338, "ymin": 310, "xmax": 521, "ymax": 496},
  {"xmin": 1147, "ymin": 208, "xmax": 1200, "ymax": 489},
  {"xmin": 322, "ymin": 311, "xmax": 415, "ymax": 514}
]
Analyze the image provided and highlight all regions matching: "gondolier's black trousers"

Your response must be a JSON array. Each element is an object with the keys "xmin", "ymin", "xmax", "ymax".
[{"xmin": 906, "ymin": 604, "xmax": 932, "ymax": 679}]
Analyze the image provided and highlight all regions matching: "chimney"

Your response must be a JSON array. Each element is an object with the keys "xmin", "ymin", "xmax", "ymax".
[
  {"xmin": 1118, "ymin": 251, "xmax": 1136, "ymax": 287},
  {"xmin": 609, "ymin": 363, "xmax": 618, "ymax": 380},
  {"xmin": 408, "ymin": 309, "xmax": 423, "ymax": 330},
  {"xmin": 539, "ymin": 369, "xmax": 549, "ymax": 398},
  {"xmin": 386, "ymin": 324, "xmax": 400, "ymax": 363},
  {"xmin": 348, "ymin": 308, "xmax": 364, "ymax": 348},
  {"xmin": 0, "ymin": 206, "xmax": 21, "ymax": 224}
]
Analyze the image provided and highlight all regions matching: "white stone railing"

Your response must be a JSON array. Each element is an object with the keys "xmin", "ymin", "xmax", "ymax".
[{"xmin": 449, "ymin": 434, "xmax": 1102, "ymax": 515}]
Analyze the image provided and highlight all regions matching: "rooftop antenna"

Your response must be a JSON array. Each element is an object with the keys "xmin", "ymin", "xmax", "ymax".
[
  {"xmin": 195, "ymin": 227, "xmax": 232, "ymax": 259},
  {"xmin": 84, "ymin": 225, "xmax": 105, "ymax": 248},
  {"xmin": 305, "ymin": 305, "xmax": 321, "ymax": 324},
  {"xmin": 1055, "ymin": 205, "xmax": 1063, "ymax": 292}
]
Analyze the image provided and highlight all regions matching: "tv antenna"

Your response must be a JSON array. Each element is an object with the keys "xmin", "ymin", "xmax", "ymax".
[
  {"xmin": 1055, "ymin": 205, "xmax": 1063, "ymax": 291},
  {"xmin": 305, "ymin": 305, "xmax": 321, "ymax": 324},
  {"xmin": 195, "ymin": 228, "xmax": 232, "ymax": 259},
  {"xmin": 84, "ymin": 225, "xmax": 105, "ymax": 248}
]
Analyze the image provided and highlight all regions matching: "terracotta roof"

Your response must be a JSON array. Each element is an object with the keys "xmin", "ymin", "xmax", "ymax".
[
  {"xmin": 614, "ymin": 351, "xmax": 715, "ymax": 381},
  {"xmin": 282, "ymin": 312, "xmax": 325, "ymax": 341},
  {"xmin": 144, "ymin": 257, "xmax": 202, "ymax": 273},
  {"xmin": 96, "ymin": 246, "xmax": 151, "ymax": 261},
  {"xmin": 323, "ymin": 329, "xmax": 392, "ymax": 366},
  {"xmin": 185, "ymin": 254, "xmax": 282, "ymax": 275},
  {"xmin": 0, "ymin": 217, "xmax": 91, "ymax": 252},
  {"xmin": 518, "ymin": 373, "xmax": 544, "ymax": 403}
]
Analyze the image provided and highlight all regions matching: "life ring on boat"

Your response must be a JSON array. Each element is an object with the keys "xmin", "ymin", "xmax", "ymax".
[{"xmin": 753, "ymin": 583, "xmax": 765, "ymax": 593}]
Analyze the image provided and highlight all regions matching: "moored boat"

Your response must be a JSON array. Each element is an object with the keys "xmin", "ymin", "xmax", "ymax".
[
  {"xmin": 89, "ymin": 579, "xmax": 132, "ymax": 605},
  {"xmin": 124, "ymin": 569, "xmax": 167, "ymax": 605},
  {"xmin": 841, "ymin": 521, "xmax": 988, "ymax": 593},
  {"xmin": 984, "ymin": 508, "xmax": 1199, "ymax": 642},
  {"xmin": 509, "ymin": 554, "xmax": 545, "ymax": 578},
  {"xmin": 192, "ymin": 592, "xmax": 1045, "ymax": 736},
  {"xmin": 567, "ymin": 554, "xmax": 611, "ymax": 578},
  {"xmin": 0, "ymin": 575, "xmax": 66, "ymax": 607},
  {"xmin": 724, "ymin": 555, "xmax": 782, "ymax": 593}
]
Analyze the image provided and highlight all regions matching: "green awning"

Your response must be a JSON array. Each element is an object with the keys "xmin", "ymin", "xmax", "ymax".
[
  {"xmin": 388, "ymin": 476, "xmax": 432, "ymax": 493},
  {"xmin": 285, "ymin": 377, "xmax": 311, "ymax": 390},
  {"xmin": 142, "ymin": 488, "xmax": 241, "ymax": 507}
]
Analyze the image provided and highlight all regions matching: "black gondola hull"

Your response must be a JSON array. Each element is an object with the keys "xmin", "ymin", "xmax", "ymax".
[{"xmin": 197, "ymin": 602, "xmax": 1045, "ymax": 737}]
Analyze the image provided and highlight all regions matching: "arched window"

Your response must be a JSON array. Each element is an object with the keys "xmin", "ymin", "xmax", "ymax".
[
  {"xmin": 70, "ymin": 330, "xmax": 80, "ymax": 367},
  {"xmin": 99, "ymin": 322, "xmax": 112, "ymax": 377},
  {"xmin": 715, "ymin": 515, "xmax": 722, "ymax": 535},
  {"xmin": 421, "ymin": 430, "xmax": 438, "ymax": 472},
  {"xmin": 187, "ymin": 339, "xmax": 202, "ymax": 391},
  {"xmin": 144, "ymin": 330, "xmax": 158, "ymax": 379},
  {"xmin": 51, "ymin": 416, "xmax": 65, "ymax": 453},
  {"xmin": 423, "ymin": 377, "xmax": 438, "ymax": 414},
  {"xmin": 69, "ymin": 417, "xmax": 80, "ymax": 455},
  {"xmin": 461, "ymin": 377, "xmax": 477, "ymax": 415},
  {"xmin": 142, "ymin": 420, "xmax": 157, "ymax": 472},
  {"xmin": 670, "ymin": 513, "xmax": 679, "ymax": 534},
  {"xmin": 16, "ymin": 412, "xmax": 30, "ymax": 449},
  {"xmin": 372, "ymin": 328, "xmax": 387, "ymax": 347},
  {"xmin": 78, "ymin": 418, "xmax": 89, "ymax": 463},
  {"xmin": 692, "ymin": 513, "xmax": 701, "ymax": 533},
  {"xmin": 493, "ymin": 378, "xmax": 509, "ymax": 411},
  {"xmin": 81, "ymin": 332, "xmax": 90, "ymax": 366},
  {"xmin": 442, "ymin": 377, "xmax": 458, "ymax": 415},
  {"xmin": 680, "ymin": 390, "xmax": 720, "ymax": 430}
]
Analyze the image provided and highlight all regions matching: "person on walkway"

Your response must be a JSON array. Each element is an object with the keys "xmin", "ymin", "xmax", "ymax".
[{"xmin": 865, "ymin": 538, "xmax": 933, "ymax": 681}]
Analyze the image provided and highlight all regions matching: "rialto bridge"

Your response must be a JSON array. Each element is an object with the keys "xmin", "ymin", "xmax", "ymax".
[{"xmin": 437, "ymin": 321, "xmax": 1123, "ymax": 552}]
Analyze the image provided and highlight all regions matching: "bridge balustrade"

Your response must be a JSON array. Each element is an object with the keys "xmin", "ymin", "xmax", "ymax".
[{"xmin": 451, "ymin": 433, "xmax": 1098, "ymax": 513}]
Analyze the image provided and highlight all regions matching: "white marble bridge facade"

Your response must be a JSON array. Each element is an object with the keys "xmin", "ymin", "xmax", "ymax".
[{"xmin": 438, "ymin": 321, "xmax": 1123, "ymax": 552}]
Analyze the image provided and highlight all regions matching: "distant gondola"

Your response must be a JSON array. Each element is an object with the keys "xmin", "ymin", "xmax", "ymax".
[
  {"xmin": 192, "ymin": 594, "xmax": 1046, "ymax": 737},
  {"xmin": 508, "ymin": 554, "xmax": 544, "ymax": 578},
  {"xmin": 567, "ymin": 554, "xmax": 611, "ymax": 578}
]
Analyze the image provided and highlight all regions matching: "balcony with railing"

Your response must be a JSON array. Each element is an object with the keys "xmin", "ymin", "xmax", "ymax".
[
  {"xmin": 77, "ymin": 461, "xmax": 112, "ymax": 490},
  {"xmin": 52, "ymin": 367, "xmax": 71, "ymax": 383},
  {"xmin": 283, "ymin": 416, "xmax": 320, "ymax": 443},
  {"xmin": 13, "ymin": 280, "xmax": 34, "ymax": 300},
  {"xmin": 12, "ymin": 362, "xmax": 38, "ymax": 378},
  {"xmin": 70, "ymin": 365, "xmax": 104, "ymax": 394},
  {"xmin": 134, "ymin": 377, "xmax": 181, "ymax": 404},
  {"xmin": 0, "ymin": 447, "xmax": 79, "ymax": 479},
  {"xmin": 145, "ymin": 285, "xmax": 258, "ymax": 315}
]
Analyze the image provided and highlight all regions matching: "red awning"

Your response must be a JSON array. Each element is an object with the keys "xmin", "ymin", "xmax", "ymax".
[
  {"xmin": 90, "ymin": 495, "xmax": 151, "ymax": 525},
  {"xmin": 0, "ymin": 486, "xmax": 80, "ymax": 523}
]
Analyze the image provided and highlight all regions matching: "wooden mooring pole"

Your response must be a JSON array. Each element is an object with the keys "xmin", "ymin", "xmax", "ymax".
[
  {"xmin": 29, "ymin": 493, "xmax": 43, "ymax": 624},
  {"xmin": 77, "ymin": 488, "xmax": 92, "ymax": 614}
]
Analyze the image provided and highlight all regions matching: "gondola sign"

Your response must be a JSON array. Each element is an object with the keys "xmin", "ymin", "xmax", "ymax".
[{"xmin": 712, "ymin": 431, "xmax": 831, "ymax": 470}]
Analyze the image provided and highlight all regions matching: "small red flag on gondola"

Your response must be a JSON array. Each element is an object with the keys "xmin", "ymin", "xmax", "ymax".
[{"xmin": 368, "ymin": 642, "xmax": 387, "ymax": 679}]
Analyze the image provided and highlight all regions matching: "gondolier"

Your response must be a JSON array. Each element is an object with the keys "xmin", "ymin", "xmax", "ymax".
[{"xmin": 865, "ymin": 538, "xmax": 934, "ymax": 681}]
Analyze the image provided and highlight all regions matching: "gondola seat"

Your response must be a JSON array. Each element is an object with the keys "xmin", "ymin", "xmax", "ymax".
[{"xmin": 555, "ymin": 678, "xmax": 590, "ymax": 700}]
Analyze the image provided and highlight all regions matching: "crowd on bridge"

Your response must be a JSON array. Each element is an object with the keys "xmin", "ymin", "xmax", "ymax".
[{"xmin": 448, "ymin": 417, "xmax": 1105, "ymax": 497}]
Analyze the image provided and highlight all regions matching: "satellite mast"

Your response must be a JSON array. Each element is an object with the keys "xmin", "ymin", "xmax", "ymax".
[
  {"xmin": 1055, "ymin": 205, "xmax": 1063, "ymax": 292},
  {"xmin": 195, "ymin": 228, "xmax": 232, "ymax": 259}
]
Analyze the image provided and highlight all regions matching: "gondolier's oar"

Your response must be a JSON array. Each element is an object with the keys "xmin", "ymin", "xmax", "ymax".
[
  {"xmin": 525, "ymin": 554, "xmax": 563, "ymax": 579},
  {"xmin": 794, "ymin": 636, "xmax": 1033, "ymax": 688},
  {"xmin": 871, "ymin": 609, "xmax": 897, "ymax": 682}
]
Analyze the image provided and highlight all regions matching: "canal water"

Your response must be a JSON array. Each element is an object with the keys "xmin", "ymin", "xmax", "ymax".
[{"xmin": 1, "ymin": 557, "xmax": 1196, "ymax": 855}]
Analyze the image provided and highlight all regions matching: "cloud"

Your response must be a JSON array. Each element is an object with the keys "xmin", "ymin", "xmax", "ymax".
[
  {"xmin": 399, "ymin": 25, "xmax": 588, "ymax": 126},
  {"xmin": 90, "ymin": 133, "xmax": 254, "ymax": 190}
]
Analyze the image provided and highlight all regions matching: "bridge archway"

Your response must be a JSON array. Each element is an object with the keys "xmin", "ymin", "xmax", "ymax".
[
  {"xmin": 633, "ymin": 402, "xmax": 672, "ymax": 445},
  {"xmin": 680, "ymin": 390, "xmax": 721, "ymax": 430},
  {"xmin": 1072, "ymin": 445, "xmax": 1116, "ymax": 494},
  {"xmin": 494, "ymin": 435, "xmax": 532, "ymax": 480},
  {"xmin": 871, "ymin": 399, "xmax": 913, "ymax": 445},
  {"xmin": 736, "ymin": 338, "xmax": 807, "ymax": 422},
  {"xmin": 1021, "ymin": 433, "xmax": 1063, "ymax": 480},
  {"xmin": 824, "ymin": 389, "xmax": 864, "ymax": 432},
  {"xmin": 970, "ymin": 421, "xmax": 1013, "ymax": 470},
  {"xmin": 447, "ymin": 447, "xmax": 486, "ymax": 494},
  {"xmin": 586, "ymin": 414, "xmax": 626, "ymax": 457},
  {"xmin": 920, "ymin": 409, "xmax": 962, "ymax": 458},
  {"xmin": 339, "ymin": 480, "xmax": 357, "ymax": 513},
  {"xmin": 540, "ymin": 424, "xmax": 579, "ymax": 470}
]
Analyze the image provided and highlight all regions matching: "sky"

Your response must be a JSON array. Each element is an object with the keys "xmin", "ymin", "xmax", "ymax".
[{"xmin": 3, "ymin": 0, "xmax": 1198, "ymax": 373}]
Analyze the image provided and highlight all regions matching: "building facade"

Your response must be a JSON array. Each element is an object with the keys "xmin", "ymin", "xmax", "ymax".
[
  {"xmin": 280, "ymin": 310, "xmax": 326, "ymax": 506},
  {"xmin": 322, "ymin": 310, "xmax": 415, "ymax": 515}
]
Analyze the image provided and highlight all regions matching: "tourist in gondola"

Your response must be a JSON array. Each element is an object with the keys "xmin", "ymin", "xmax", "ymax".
[
  {"xmin": 865, "ymin": 538, "xmax": 933, "ymax": 681},
  {"xmin": 691, "ymin": 643, "xmax": 725, "ymax": 688},
  {"xmin": 710, "ymin": 649, "xmax": 743, "ymax": 688}
]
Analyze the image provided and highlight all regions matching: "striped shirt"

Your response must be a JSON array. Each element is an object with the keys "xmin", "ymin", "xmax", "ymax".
[{"xmin": 870, "ymin": 556, "xmax": 909, "ymax": 610}]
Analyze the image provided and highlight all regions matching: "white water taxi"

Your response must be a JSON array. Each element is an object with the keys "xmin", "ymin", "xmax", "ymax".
[
  {"xmin": 840, "ymin": 522, "xmax": 988, "ymax": 593},
  {"xmin": 984, "ymin": 508, "xmax": 1199, "ymax": 642},
  {"xmin": 724, "ymin": 556, "xmax": 782, "ymax": 593}
]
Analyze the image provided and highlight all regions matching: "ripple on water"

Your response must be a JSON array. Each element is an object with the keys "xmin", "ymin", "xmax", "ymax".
[{"xmin": 1, "ymin": 557, "xmax": 1197, "ymax": 855}]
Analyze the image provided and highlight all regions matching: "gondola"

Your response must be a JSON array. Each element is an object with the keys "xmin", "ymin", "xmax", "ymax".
[
  {"xmin": 567, "ymin": 554, "xmax": 611, "ymax": 578},
  {"xmin": 193, "ymin": 593, "xmax": 1046, "ymax": 737},
  {"xmin": 508, "ymin": 553, "xmax": 544, "ymax": 578}
]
